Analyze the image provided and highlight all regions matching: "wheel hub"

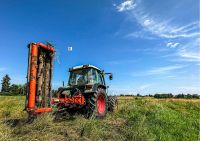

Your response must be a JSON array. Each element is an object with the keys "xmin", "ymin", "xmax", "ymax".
[{"xmin": 97, "ymin": 95, "xmax": 105, "ymax": 114}]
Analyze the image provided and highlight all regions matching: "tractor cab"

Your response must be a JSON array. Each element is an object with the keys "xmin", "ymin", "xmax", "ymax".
[{"xmin": 68, "ymin": 65, "xmax": 106, "ymax": 86}]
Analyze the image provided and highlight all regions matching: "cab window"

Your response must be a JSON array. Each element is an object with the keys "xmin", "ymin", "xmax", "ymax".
[
  {"xmin": 97, "ymin": 73, "xmax": 104, "ymax": 85},
  {"xmin": 88, "ymin": 69, "xmax": 98, "ymax": 84}
]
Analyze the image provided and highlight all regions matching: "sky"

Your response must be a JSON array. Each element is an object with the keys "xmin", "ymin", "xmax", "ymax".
[{"xmin": 0, "ymin": 0, "xmax": 199, "ymax": 95}]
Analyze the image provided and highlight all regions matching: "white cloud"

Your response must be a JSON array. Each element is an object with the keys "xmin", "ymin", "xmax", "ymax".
[
  {"xmin": 164, "ymin": 75, "xmax": 176, "ymax": 78},
  {"xmin": 143, "ymin": 19, "xmax": 151, "ymax": 26},
  {"xmin": 138, "ymin": 84, "xmax": 153, "ymax": 90},
  {"xmin": 126, "ymin": 30, "xmax": 156, "ymax": 39},
  {"xmin": 132, "ymin": 65, "xmax": 186, "ymax": 77},
  {"xmin": 166, "ymin": 42, "xmax": 180, "ymax": 48},
  {"xmin": 178, "ymin": 50, "xmax": 200, "ymax": 62},
  {"xmin": 116, "ymin": 0, "xmax": 136, "ymax": 12},
  {"xmin": 107, "ymin": 59, "xmax": 138, "ymax": 65},
  {"xmin": 177, "ymin": 38, "xmax": 200, "ymax": 62},
  {"xmin": 146, "ymin": 65, "xmax": 185, "ymax": 75},
  {"xmin": 170, "ymin": 22, "xmax": 199, "ymax": 34},
  {"xmin": 133, "ymin": 83, "xmax": 155, "ymax": 94},
  {"xmin": 131, "ymin": 15, "xmax": 199, "ymax": 39}
]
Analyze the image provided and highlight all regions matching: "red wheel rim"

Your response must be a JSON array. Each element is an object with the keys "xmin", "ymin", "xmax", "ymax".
[{"xmin": 97, "ymin": 95, "xmax": 105, "ymax": 114}]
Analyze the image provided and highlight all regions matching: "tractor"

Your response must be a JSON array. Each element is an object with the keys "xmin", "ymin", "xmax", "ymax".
[
  {"xmin": 25, "ymin": 42, "xmax": 117, "ymax": 120},
  {"xmin": 52, "ymin": 64, "xmax": 117, "ymax": 119}
]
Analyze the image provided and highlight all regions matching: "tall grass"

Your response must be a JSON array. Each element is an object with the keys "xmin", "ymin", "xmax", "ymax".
[{"xmin": 0, "ymin": 96, "xmax": 199, "ymax": 141}]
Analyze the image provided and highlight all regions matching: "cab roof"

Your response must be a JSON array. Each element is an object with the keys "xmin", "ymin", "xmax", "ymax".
[{"xmin": 69, "ymin": 64, "xmax": 102, "ymax": 72}]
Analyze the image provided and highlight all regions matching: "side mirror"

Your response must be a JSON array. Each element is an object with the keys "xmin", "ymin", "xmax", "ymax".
[{"xmin": 109, "ymin": 74, "xmax": 113, "ymax": 80}]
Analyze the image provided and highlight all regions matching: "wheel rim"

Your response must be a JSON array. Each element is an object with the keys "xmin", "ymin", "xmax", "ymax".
[{"xmin": 97, "ymin": 95, "xmax": 105, "ymax": 114}]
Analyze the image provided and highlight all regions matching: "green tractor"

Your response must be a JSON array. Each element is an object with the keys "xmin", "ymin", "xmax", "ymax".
[{"xmin": 53, "ymin": 64, "xmax": 117, "ymax": 119}]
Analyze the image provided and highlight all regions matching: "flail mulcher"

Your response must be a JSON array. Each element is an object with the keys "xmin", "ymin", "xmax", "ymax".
[
  {"xmin": 25, "ymin": 42, "xmax": 117, "ymax": 120},
  {"xmin": 25, "ymin": 42, "xmax": 55, "ymax": 119}
]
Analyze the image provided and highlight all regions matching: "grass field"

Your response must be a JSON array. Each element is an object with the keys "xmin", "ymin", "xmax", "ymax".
[{"xmin": 0, "ymin": 96, "xmax": 199, "ymax": 141}]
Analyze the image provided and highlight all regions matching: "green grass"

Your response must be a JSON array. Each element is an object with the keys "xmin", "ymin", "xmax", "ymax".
[{"xmin": 0, "ymin": 96, "xmax": 199, "ymax": 141}]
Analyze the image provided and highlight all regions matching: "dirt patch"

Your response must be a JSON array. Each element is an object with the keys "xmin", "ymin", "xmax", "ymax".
[{"xmin": 108, "ymin": 118, "xmax": 127, "ymax": 127}]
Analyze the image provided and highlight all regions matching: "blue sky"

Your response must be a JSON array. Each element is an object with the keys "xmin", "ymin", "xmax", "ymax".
[{"xmin": 0, "ymin": 0, "xmax": 199, "ymax": 95}]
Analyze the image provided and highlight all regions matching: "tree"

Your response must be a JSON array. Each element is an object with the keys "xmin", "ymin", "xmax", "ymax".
[
  {"xmin": 10, "ymin": 84, "xmax": 21, "ymax": 94},
  {"xmin": 1, "ymin": 74, "xmax": 11, "ymax": 92},
  {"xmin": 9, "ymin": 84, "xmax": 26, "ymax": 95},
  {"xmin": 137, "ymin": 93, "xmax": 141, "ymax": 97}
]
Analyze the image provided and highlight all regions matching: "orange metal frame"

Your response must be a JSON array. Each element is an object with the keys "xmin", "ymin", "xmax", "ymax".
[
  {"xmin": 52, "ymin": 95, "xmax": 85, "ymax": 105},
  {"xmin": 52, "ymin": 90, "xmax": 85, "ymax": 106},
  {"xmin": 27, "ymin": 42, "xmax": 55, "ymax": 114}
]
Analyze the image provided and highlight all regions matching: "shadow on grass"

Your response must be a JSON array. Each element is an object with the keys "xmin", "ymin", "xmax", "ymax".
[
  {"xmin": 4, "ymin": 114, "xmax": 77, "ymax": 128},
  {"xmin": 4, "ymin": 118, "xmax": 27, "ymax": 127}
]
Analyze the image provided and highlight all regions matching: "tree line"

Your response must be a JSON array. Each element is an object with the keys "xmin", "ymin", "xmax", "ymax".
[
  {"xmin": 119, "ymin": 93, "xmax": 200, "ymax": 99},
  {"xmin": 1, "ymin": 74, "xmax": 26, "ymax": 95},
  {"xmin": 1, "ymin": 74, "xmax": 199, "ymax": 99},
  {"xmin": 154, "ymin": 93, "xmax": 199, "ymax": 99}
]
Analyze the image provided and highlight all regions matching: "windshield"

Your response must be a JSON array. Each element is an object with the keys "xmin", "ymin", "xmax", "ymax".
[
  {"xmin": 69, "ymin": 69, "xmax": 89, "ymax": 85},
  {"xmin": 68, "ymin": 68, "xmax": 101, "ymax": 85}
]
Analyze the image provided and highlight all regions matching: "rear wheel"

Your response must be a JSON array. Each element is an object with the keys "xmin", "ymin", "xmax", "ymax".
[
  {"xmin": 86, "ymin": 88, "xmax": 108, "ymax": 118},
  {"xmin": 108, "ymin": 96, "xmax": 117, "ymax": 112}
]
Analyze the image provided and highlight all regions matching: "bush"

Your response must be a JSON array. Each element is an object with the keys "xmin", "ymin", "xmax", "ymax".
[
  {"xmin": 154, "ymin": 93, "xmax": 173, "ymax": 99},
  {"xmin": 175, "ymin": 94, "xmax": 199, "ymax": 99}
]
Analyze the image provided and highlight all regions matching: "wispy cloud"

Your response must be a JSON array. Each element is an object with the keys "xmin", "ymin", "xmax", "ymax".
[
  {"xmin": 115, "ymin": 0, "xmax": 200, "ymax": 64},
  {"xmin": 146, "ymin": 65, "xmax": 185, "ymax": 75},
  {"xmin": 166, "ymin": 42, "xmax": 179, "ymax": 48},
  {"xmin": 133, "ymin": 65, "xmax": 186, "ymax": 76},
  {"xmin": 138, "ymin": 83, "xmax": 153, "ymax": 90},
  {"xmin": 115, "ymin": 0, "xmax": 200, "ymax": 39},
  {"xmin": 126, "ymin": 30, "xmax": 156, "ymax": 40},
  {"xmin": 131, "ymin": 15, "xmax": 199, "ymax": 39},
  {"xmin": 107, "ymin": 59, "xmax": 139, "ymax": 65},
  {"xmin": 176, "ymin": 38, "xmax": 200, "ymax": 62}
]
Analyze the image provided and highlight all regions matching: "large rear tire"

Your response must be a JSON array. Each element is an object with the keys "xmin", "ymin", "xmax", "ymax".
[
  {"xmin": 86, "ymin": 88, "xmax": 108, "ymax": 118},
  {"xmin": 108, "ymin": 96, "xmax": 117, "ymax": 112}
]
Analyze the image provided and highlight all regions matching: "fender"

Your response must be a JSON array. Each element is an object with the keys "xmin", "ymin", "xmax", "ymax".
[{"xmin": 92, "ymin": 83, "xmax": 106, "ymax": 92}]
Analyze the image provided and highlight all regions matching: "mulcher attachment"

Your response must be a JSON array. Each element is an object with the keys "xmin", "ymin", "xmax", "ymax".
[{"xmin": 25, "ymin": 42, "xmax": 55, "ymax": 117}]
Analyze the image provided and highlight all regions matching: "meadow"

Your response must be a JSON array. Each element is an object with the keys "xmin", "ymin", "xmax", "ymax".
[{"xmin": 0, "ymin": 96, "xmax": 199, "ymax": 141}]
